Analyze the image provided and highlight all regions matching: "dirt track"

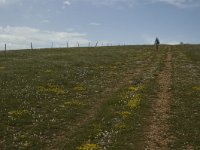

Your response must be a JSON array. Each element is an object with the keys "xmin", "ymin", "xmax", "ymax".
[{"xmin": 145, "ymin": 49, "xmax": 173, "ymax": 150}]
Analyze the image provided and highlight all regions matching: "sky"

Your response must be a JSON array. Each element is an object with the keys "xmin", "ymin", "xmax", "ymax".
[{"xmin": 0, "ymin": 0, "xmax": 200, "ymax": 50}]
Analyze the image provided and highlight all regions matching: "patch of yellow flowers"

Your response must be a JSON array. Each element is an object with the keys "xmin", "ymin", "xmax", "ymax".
[
  {"xmin": 76, "ymin": 85, "xmax": 143, "ymax": 149},
  {"xmin": 193, "ymin": 86, "xmax": 200, "ymax": 91},
  {"xmin": 116, "ymin": 111, "xmax": 132, "ymax": 119},
  {"xmin": 38, "ymin": 84, "xmax": 65, "ymax": 94},
  {"xmin": 128, "ymin": 86, "xmax": 138, "ymax": 91},
  {"xmin": 77, "ymin": 143, "xmax": 102, "ymax": 150},
  {"xmin": 8, "ymin": 110, "xmax": 29, "ymax": 120},
  {"xmin": 114, "ymin": 123, "xmax": 127, "ymax": 130},
  {"xmin": 73, "ymin": 86, "xmax": 86, "ymax": 91},
  {"xmin": 127, "ymin": 94, "xmax": 141, "ymax": 109}
]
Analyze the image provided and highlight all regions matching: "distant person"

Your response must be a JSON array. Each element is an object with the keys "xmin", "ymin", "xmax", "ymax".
[{"xmin": 154, "ymin": 37, "xmax": 160, "ymax": 50}]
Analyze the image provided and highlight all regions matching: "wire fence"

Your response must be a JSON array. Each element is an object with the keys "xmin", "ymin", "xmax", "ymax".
[{"xmin": 0, "ymin": 41, "xmax": 127, "ymax": 52}]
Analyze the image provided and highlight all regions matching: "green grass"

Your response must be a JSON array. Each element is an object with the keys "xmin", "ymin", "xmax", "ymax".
[
  {"xmin": 182, "ymin": 44, "xmax": 200, "ymax": 62},
  {"xmin": 0, "ymin": 46, "xmax": 161, "ymax": 149},
  {"xmin": 64, "ymin": 51, "xmax": 164, "ymax": 149},
  {"xmin": 170, "ymin": 45, "xmax": 200, "ymax": 149},
  {"xmin": 1, "ymin": 45, "xmax": 200, "ymax": 149}
]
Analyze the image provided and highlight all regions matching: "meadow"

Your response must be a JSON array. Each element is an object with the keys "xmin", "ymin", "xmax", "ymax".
[{"xmin": 0, "ymin": 45, "xmax": 200, "ymax": 149}]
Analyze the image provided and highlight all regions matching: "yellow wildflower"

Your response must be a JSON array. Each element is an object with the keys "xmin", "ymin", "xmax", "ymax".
[
  {"xmin": 73, "ymin": 86, "xmax": 86, "ymax": 91},
  {"xmin": 37, "ymin": 84, "xmax": 65, "ymax": 94},
  {"xmin": 128, "ymin": 86, "xmax": 138, "ymax": 91},
  {"xmin": 128, "ymin": 85, "xmax": 144, "ymax": 91},
  {"xmin": 127, "ymin": 94, "xmax": 141, "ymax": 109},
  {"xmin": 193, "ymin": 86, "xmax": 200, "ymax": 91},
  {"xmin": 115, "ymin": 111, "xmax": 132, "ymax": 118},
  {"xmin": 115, "ymin": 123, "xmax": 127, "ymax": 130},
  {"xmin": 48, "ymin": 85, "xmax": 65, "ymax": 94},
  {"xmin": 64, "ymin": 101, "xmax": 83, "ymax": 107},
  {"xmin": 120, "ymin": 111, "xmax": 132, "ymax": 118},
  {"xmin": 8, "ymin": 110, "xmax": 29, "ymax": 120}
]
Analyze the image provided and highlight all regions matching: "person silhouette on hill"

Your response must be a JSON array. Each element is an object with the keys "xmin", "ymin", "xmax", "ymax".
[{"xmin": 155, "ymin": 37, "xmax": 160, "ymax": 50}]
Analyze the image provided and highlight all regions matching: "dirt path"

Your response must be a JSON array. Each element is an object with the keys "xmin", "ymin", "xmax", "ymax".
[{"xmin": 145, "ymin": 49, "xmax": 173, "ymax": 149}]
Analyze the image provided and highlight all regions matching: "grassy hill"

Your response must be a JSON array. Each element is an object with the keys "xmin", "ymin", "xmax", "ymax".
[{"xmin": 0, "ymin": 45, "xmax": 200, "ymax": 149}]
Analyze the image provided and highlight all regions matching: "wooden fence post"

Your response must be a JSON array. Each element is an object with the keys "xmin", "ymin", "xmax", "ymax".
[
  {"xmin": 4, "ymin": 44, "xmax": 7, "ymax": 58},
  {"xmin": 67, "ymin": 42, "xmax": 69, "ymax": 48},
  {"xmin": 51, "ymin": 42, "xmax": 53, "ymax": 48},
  {"xmin": 31, "ymin": 42, "xmax": 33, "ymax": 50},
  {"xmin": 95, "ymin": 41, "xmax": 98, "ymax": 47},
  {"xmin": 5, "ymin": 44, "xmax": 6, "ymax": 52}
]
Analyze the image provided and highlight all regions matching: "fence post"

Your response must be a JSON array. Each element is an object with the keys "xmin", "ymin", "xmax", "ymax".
[
  {"xmin": 31, "ymin": 42, "xmax": 33, "ymax": 50},
  {"xmin": 95, "ymin": 41, "xmax": 98, "ymax": 47},
  {"xmin": 51, "ymin": 42, "xmax": 53, "ymax": 48},
  {"xmin": 5, "ymin": 44, "xmax": 6, "ymax": 52},
  {"xmin": 4, "ymin": 44, "xmax": 7, "ymax": 58},
  {"xmin": 77, "ymin": 42, "xmax": 79, "ymax": 47},
  {"xmin": 67, "ymin": 42, "xmax": 69, "ymax": 48}
]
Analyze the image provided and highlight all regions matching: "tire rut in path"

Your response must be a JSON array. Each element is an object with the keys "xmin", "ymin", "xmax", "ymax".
[{"xmin": 145, "ymin": 49, "xmax": 173, "ymax": 150}]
